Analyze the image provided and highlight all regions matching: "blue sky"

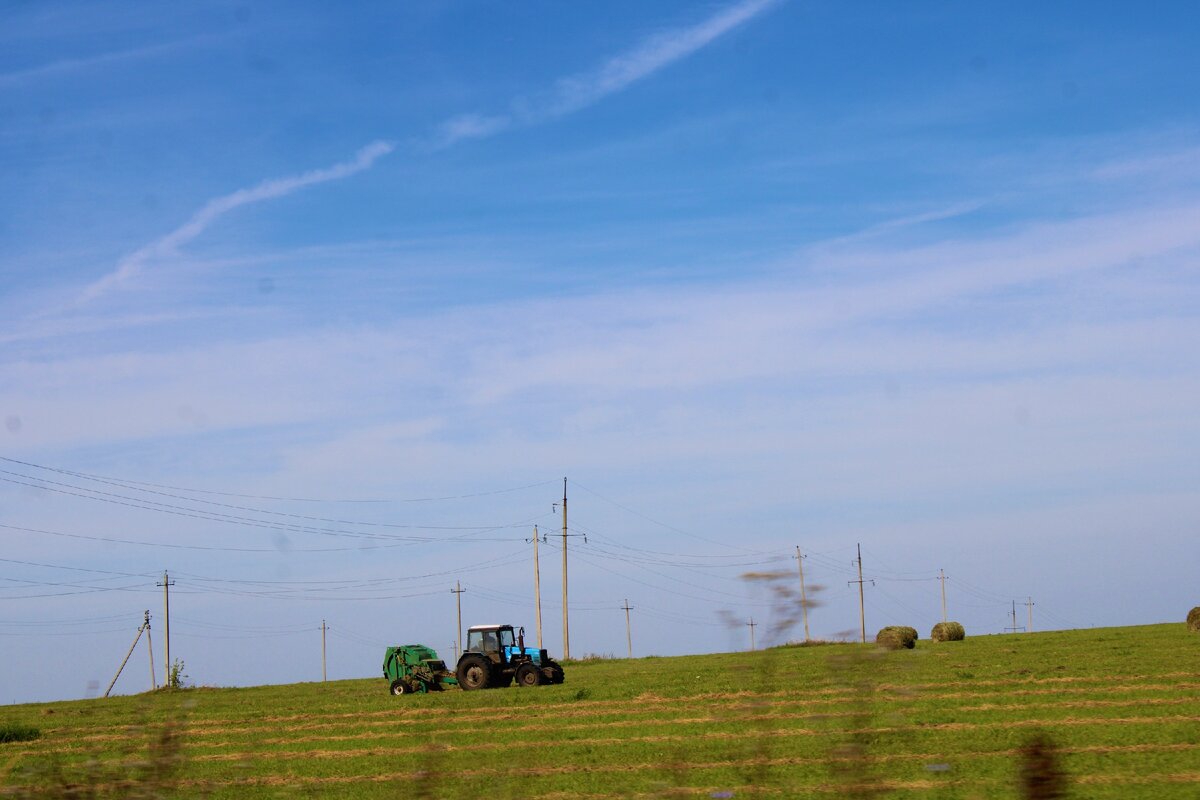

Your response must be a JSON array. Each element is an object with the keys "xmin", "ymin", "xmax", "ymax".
[{"xmin": 2, "ymin": 1, "xmax": 1199, "ymax": 703}]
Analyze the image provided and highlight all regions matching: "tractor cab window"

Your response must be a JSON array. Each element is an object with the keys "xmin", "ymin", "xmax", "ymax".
[
  {"xmin": 468, "ymin": 629, "xmax": 501, "ymax": 653},
  {"xmin": 498, "ymin": 628, "xmax": 515, "ymax": 648}
]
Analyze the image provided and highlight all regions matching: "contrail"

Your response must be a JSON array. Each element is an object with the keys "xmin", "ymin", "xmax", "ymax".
[
  {"xmin": 435, "ymin": 0, "xmax": 783, "ymax": 146},
  {"xmin": 78, "ymin": 0, "xmax": 783, "ymax": 303},
  {"xmin": 78, "ymin": 141, "xmax": 394, "ymax": 304}
]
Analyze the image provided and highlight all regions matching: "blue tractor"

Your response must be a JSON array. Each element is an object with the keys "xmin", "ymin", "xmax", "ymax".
[{"xmin": 455, "ymin": 624, "xmax": 565, "ymax": 690}]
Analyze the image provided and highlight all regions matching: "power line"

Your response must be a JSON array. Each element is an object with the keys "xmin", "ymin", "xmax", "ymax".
[
  {"xmin": 0, "ymin": 521, "xmax": 410, "ymax": 553},
  {"xmin": 0, "ymin": 456, "xmax": 558, "ymax": 504},
  {"xmin": 570, "ymin": 480, "xmax": 774, "ymax": 556},
  {"xmin": 0, "ymin": 468, "xmax": 545, "ymax": 539},
  {"xmin": 0, "ymin": 579, "xmax": 149, "ymax": 599},
  {"xmin": 570, "ymin": 521, "xmax": 779, "ymax": 563},
  {"xmin": 565, "ymin": 542, "xmax": 781, "ymax": 608}
]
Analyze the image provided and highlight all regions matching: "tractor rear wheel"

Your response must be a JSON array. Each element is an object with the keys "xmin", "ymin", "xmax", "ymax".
[
  {"xmin": 516, "ymin": 662, "xmax": 542, "ymax": 687},
  {"xmin": 457, "ymin": 655, "xmax": 491, "ymax": 690},
  {"xmin": 390, "ymin": 680, "xmax": 410, "ymax": 695}
]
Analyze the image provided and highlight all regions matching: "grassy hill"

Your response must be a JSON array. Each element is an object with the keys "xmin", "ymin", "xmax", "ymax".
[{"xmin": 2, "ymin": 623, "xmax": 1198, "ymax": 798}]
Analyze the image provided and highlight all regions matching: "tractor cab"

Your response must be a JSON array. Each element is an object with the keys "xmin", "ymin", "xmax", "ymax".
[{"xmin": 465, "ymin": 624, "xmax": 516, "ymax": 657}]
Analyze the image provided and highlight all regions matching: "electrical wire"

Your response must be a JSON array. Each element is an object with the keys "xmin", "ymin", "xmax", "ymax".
[
  {"xmin": 0, "ymin": 469, "xmax": 544, "ymax": 541},
  {"xmin": 0, "ymin": 557, "xmax": 157, "ymax": 579},
  {"xmin": 0, "ymin": 456, "xmax": 558, "ymax": 504},
  {"xmin": 0, "ymin": 582, "xmax": 150, "ymax": 599},
  {"xmin": 570, "ymin": 480, "xmax": 776, "ymax": 557}
]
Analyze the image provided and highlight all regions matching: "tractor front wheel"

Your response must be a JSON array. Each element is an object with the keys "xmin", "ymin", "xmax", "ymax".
[
  {"xmin": 544, "ymin": 660, "xmax": 565, "ymax": 684},
  {"xmin": 516, "ymin": 662, "xmax": 542, "ymax": 687},
  {"xmin": 457, "ymin": 655, "xmax": 491, "ymax": 690}
]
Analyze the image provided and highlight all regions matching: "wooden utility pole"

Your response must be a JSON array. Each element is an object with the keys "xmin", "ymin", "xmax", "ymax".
[
  {"xmin": 939, "ymin": 569, "xmax": 948, "ymax": 622},
  {"xmin": 532, "ymin": 526, "xmax": 544, "ymax": 649},
  {"xmin": 145, "ymin": 612, "xmax": 156, "ymax": 690},
  {"xmin": 105, "ymin": 611, "xmax": 153, "ymax": 697},
  {"xmin": 747, "ymin": 618, "xmax": 757, "ymax": 651},
  {"xmin": 451, "ymin": 581, "xmax": 466, "ymax": 660},
  {"xmin": 157, "ymin": 571, "xmax": 174, "ymax": 686},
  {"xmin": 621, "ymin": 599, "xmax": 634, "ymax": 658},
  {"xmin": 1025, "ymin": 597, "xmax": 1035, "ymax": 633},
  {"xmin": 848, "ymin": 544, "xmax": 871, "ymax": 643},
  {"xmin": 561, "ymin": 477, "xmax": 570, "ymax": 660},
  {"xmin": 321, "ymin": 620, "xmax": 328, "ymax": 682},
  {"xmin": 794, "ymin": 546, "xmax": 810, "ymax": 642}
]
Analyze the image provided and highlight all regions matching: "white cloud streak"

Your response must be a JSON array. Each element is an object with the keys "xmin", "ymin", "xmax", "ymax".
[
  {"xmin": 72, "ymin": 1, "xmax": 779, "ymax": 304},
  {"xmin": 0, "ymin": 34, "xmax": 226, "ymax": 88},
  {"xmin": 77, "ymin": 140, "xmax": 394, "ymax": 305},
  {"xmin": 436, "ymin": 0, "xmax": 782, "ymax": 147}
]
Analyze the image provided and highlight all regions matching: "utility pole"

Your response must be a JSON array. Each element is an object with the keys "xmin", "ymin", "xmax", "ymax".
[
  {"xmin": 1025, "ymin": 597, "xmax": 1035, "ymax": 633},
  {"xmin": 532, "ymin": 525, "xmax": 544, "ymax": 649},
  {"xmin": 451, "ymin": 581, "xmax": 466, "ymax": 660},
  {"xmin": 561, "ymin": 477, "xmax": 570, "ymax": 660},
  {"xmin": 794, "ymin": 546, "xmax": 811, "ymax": 642},
  {"xmin": 747, "ymin": 618, "xmax": 757, "ymax": 651},
  {"xmin": 939, "ymin": 569, "xmax": 948, "ymax": 622},
  {"xmin": 848, "ymin": 544, "xmax": 872, "ymax": 643},
  {"xmin": 157, "ymin": 571, "xmax": 174, "ymax": 686},
  {"xmin": 105, "ymin": 611, "xmax": 153, "ymax": 697},
  {"xmin": 321, "ymin": 620, "xmax": 328, "ymax": 682},
  {"xmin": 145, "ymin": 611, "xmax": 156, "ymax": 690},
  {"xmin": 621, "ymin": 599, "xmax": 634, "ymax": 658},
  {"xmin": 1005, "ymin": 600, "xmax": 1025, "ymax": 633}
]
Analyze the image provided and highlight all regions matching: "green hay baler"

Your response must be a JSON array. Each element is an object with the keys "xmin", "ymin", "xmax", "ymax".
[{"xmin": 382, "ymin": 644, "xmax": 458, "ymax": 694}]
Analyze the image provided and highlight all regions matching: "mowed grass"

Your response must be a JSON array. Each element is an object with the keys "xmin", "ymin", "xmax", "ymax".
[{"xmin": 2, "ymin": 623, "xmax": 1198, "ymax": 798}]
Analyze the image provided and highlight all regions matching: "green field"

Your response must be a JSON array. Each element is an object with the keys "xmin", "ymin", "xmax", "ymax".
[{"xmin": 2, "ymin": 623, "xmax": 1198, "ymax": 798}]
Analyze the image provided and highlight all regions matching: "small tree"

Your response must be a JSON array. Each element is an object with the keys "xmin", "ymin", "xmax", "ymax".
[{"xmin": 166, "ymin": 658, "xmax": 188, "ymax": 690}]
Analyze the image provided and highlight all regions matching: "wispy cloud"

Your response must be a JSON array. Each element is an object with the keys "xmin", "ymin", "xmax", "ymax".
[
  {"xmin": 0, "ymin": 34, "xmax": 226, "ymax": 88},
  {"xmin": 435, "ymin": 0, "xmax": 783, "ymax": 147},
  {"xmin": 66, "ymin": 2, "xmax": 779, "ymax": 306},
  {"xmin": 77, "ymin": 140, "xmax": 394, "ymax": 305}
]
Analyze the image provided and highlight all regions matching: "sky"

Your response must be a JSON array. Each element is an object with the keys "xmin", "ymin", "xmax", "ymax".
[{"xmin": 2, "ymin": 1, "xmax": 1199, "ymax": 703}]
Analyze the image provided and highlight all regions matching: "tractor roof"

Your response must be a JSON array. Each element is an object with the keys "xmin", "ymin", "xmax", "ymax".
[{"xmin": 467, "ymin": 624, "xmax": 511, "ymax": 631}]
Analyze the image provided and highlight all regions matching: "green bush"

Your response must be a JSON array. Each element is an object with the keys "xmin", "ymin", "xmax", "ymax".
[
  {"xmin": 875, "ymin": 626, "xmax": 918, "ymax": 650},
  {"xmin": 0, "ymin": 723, "xmax": 41, "ymax": 743},
  {"xmin": 931, "ymin": 621, "xmax": 966, "ymax": 642},
  {"xmin": 1187, "ymin": 607, "xmax": 1200, "ymax": 633}
]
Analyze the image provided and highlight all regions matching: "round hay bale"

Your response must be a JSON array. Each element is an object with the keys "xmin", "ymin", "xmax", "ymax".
[
  {"xmin": 1187, "ymin": 607, "xmax": 1200, "ymax": 633},
  {"xmin": 931, "ymin": 621, "xmax": 966, "ymax": 642},
  {"xmin": 875, "ymin": 625, "xmax": 917, "ymax": 650}
]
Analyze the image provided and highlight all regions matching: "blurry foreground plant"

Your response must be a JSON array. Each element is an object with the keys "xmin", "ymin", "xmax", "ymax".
[
  {"xmin": 1018, "ymin": 732, "xmax": 1068, "ymax": 799},
  {"xmin": 4, "ymin": 718, "xmax": 187, "ymax": 800}
]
